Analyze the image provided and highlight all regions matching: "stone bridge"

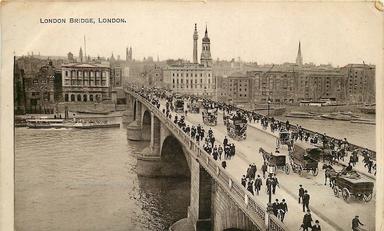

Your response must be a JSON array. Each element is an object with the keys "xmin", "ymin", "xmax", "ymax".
[{"xmin": 123, "ymin": 89, "xmax": 286, "ymax": 231}]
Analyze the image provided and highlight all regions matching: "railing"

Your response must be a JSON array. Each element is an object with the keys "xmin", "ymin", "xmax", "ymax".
[{"xmin": 125, "ymin": 88, "xmax": 288, "ymax": 231}]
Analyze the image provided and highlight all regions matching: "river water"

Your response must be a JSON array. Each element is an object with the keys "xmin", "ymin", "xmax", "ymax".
[{"xmin": 15, "ymin": 126, "xmax": 190, "ymax": 231}]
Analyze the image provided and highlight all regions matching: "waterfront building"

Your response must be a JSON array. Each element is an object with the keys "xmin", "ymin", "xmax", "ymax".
[
  {"xmin": 23, "ymin": 61, "xmax": 58, "ymax": 113},
  {"xmin": 340, "ymin": 64, "xmax": 375, "ymax": 103},
  {"xmin": 226, "ymin": 72, "xmax": 252, "ymax": 104},
  {"xmin": 61, "ymin": 63, "xmax": 110, "ymax": 102},
  {"xmin": 248, "ymin": 69, "xmax": 297, "ymax": 104},
  {"xmin": 163, "ymin": 24, "xmax": 215, "ymax": 97}
]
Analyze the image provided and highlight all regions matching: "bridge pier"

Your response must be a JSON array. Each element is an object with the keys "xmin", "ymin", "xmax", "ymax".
[
  {"xmin": 127, "ymin": 99, "xmax": 143, "ymax": 141},
  {"xmin": 122, "ymin": 94, "xmax": 135, "ymax": 124}
]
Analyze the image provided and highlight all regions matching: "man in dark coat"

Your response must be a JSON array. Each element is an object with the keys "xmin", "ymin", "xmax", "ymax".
[
  {"xmin": 241, "ymin": 175, "xmax": 247, "ymax": 187},
  {"xmin": 352, "ymin": 215, "xmax": 364, "ymax": 231},
  {"xmin": 261, "ymin": 162, "xmax": 267, "ymax": 179},
  {"xmin": 279, "ymin": 199, "xmax": 288, "ymax": 222},
  {"xmin": 302, "ymin": 190, "xmax": 310, "ymax": 212},
  {"xmin": 312, "ymin": 220, "xmax": 321, "ymax": 231},
  {"xmin": 302, "ymin": 210, "xmax": 313, "ymax": 231},
  {"xmin": 272, "ymin": 199, "xmax": 279, "ymax": 217},
  {"xmin": 271, "ymin": 174, "xmax": 279, "ymax": 194},
  {"xmin": 247, "ymin": 180, "xmax": 254, "ymax": 195},
  {"xmin": 298, "ymin": 185, "xmax": 304, "ymax": 204},
  {"xmin": 254, "ymin": 175, "xmax": 262, "ymax": 195}
]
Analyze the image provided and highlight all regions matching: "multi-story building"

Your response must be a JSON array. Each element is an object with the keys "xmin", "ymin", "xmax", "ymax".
[
  {"xmin": 340, "ymin": 64, "xmax": 375, "ymax": 103},
  {"xmin": 226, "ymin": 72, "xmax": 252, "ymax": 104},
  {"xmin": 61, "ymin": 63, "xmax": 110, "ymax": 102},
  {"xmin": 23, "ymin": 61, "xmax": 57, "ymax": 113},
  {"xmin": 163, "ymin": 24, "xmax": 215, "ymax": 97},
  {"xmin": 248, "ymin": 70, "xmax": 298, "ymax": 104}
]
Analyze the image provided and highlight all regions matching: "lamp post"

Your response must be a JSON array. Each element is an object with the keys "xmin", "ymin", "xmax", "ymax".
[{"xmin": 266, "ymin": 174, "xmax": 273, "ymax": 214}]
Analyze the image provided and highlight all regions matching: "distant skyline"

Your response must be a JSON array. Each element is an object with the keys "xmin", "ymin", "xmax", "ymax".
[{"xmin": 2, "ymin": 2, "xmax": 382, "ymax": 66}]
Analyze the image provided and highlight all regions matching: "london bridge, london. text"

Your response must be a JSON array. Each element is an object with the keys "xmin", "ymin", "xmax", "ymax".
[{"xmin": 39, "ymin": 17, "xmax": 127, "ymax": 24}]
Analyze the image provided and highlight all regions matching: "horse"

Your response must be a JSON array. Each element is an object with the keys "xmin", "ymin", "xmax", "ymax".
[{"xmin": 322, "ymin": 164, "xmax": 340, "ymax": 188}]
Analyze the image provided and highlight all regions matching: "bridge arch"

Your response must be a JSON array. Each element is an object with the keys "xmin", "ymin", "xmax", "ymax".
[{"xmin": 160, "ymin": 135, "xmax": 190, "ymax": 177}]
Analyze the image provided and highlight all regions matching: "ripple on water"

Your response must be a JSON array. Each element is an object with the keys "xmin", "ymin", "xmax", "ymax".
[{"xmin": 15, "ymin": 127, "xmax": 190, "ymax": 231}]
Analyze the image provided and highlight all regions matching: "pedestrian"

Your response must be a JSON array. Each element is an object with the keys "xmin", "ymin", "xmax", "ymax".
[
  {"xmin": 352, "ymin": 215, "xmax": 364, "ymax": 231},
  {"xmin": 241, "ymin": 175, "xmax": 247, "ymax": 187},
  {"xmin": 302, "ymin": 190, "xmax": 310, "ymax": 212},
  {"xmin": 312, "ymin": 220, "xmax": 321, "ymax": 231},
  {"xmin": 298, "ymin": 185, "xmax": 304, "ymax": 204},
  {"xmin": 247, "ymin": 180, "xmax": 254, "ymax": 195},
  {"xmin": 302, "ymin": 210, "xmax": 313, "ymax": 231},
  {"xmin": 254, "ymin": 175, "xmax": 262, "ymax": 195},
  {"xmin": 218, "ymin": 145, "xmax": 223, "ymax": 160},
  {"xmin": 279, "ymin": 199, "xmax": 288, "ymax": 222},
  {"xmin": 246, "ymin": 165, "xmax": 252, "ymax": 179},
  {"xmin": 261, "ymin": 162, "xmax": 267, "ymax": 179},
  {"xmin": 271, "ymin": 174, "xmax": 279, "ymax": 194},
  {"xmin": 223, "ymin": 136, "xmax": 228, "ymax": 147},
  {"xmin": 272, "ymin": 199, "xmax": 279, "ymax": 217},
  {"xmin": 221, "ymin": 160, "xmax": 227, "ymax": 169}
]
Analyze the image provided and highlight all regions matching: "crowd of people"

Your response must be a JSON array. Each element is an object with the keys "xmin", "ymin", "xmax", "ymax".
[{"xmin": 130, "ymin": 86, "xmax": 369, "ymax": 231}]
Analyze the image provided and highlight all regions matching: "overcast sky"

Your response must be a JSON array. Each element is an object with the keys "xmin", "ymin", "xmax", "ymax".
[{"xmin": 2, "ymin": 1, "xmax": 382, "ymax": 66}]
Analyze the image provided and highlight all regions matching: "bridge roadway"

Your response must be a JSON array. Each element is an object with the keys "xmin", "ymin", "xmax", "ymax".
[{"xmin": 159, "ymin": 100, "xmax": 375, "ymax": 231}]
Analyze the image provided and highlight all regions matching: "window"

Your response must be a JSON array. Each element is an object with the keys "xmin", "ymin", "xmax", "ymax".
[
  {"xmin": 90, "ymin": 95, "xmax": 94, "ymax": 101},
  {"xmin": 173, "ymin": 79, "xmax": 175, "ymax": 84},
  {"xmin": 77, "ymin": 94, "xmax": 81, "ymax": 101},
  {"xmin": 65, "ymin": 71, "xmax": 68, "ymax": 77},
  {"xmin": 200, "ymin": 79, "xmax": 202, "ymax": 83},
  {"xmin": 64, "ymin": 94, "xmax": 69, "ymax": 102},
  {"xmin": 71, "ymin": 94, "xmax": 75, "ymax": 101}
]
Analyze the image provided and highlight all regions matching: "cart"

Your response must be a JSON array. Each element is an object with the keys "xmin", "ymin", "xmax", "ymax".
[
  {"xmin": 226, "ymin": 115, "xmax": 247, "ymax": 141},
  {"xmin": 202, "ymin": 108, "xmax": 218, "ymax": 126},
  {"xmin": 259, "ymin": 147, "xmax": 290, "ymax": 175},
  {"xmin": 333, "ymin": 175, "xmax": 374, "ymax": 203},
  {"xmin": 277, "ymin": 130, "xmax": 291, "ymax": 148},
  {"xmin": 289, "ymin": 144, "xmax": 319, "ymax": 176}
]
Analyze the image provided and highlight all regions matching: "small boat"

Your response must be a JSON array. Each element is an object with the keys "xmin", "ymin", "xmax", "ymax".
[
  {"xmin": 320, "ymin": 113, "xmax": 352, "ymax": 121},
  {"xmin": 26, "ymin": 118, "xmax": 66, "ymax": 129},
  {"xmin": 72, "ymin": 121, "xmax": 120, "ymax": 129},
  {"xmin": 286, "ymin": 111, "xmax": 317, "ymax": 119},
  {"xmin": 350, "ymin": 119, "xmax": 375, "ymax": 125}
]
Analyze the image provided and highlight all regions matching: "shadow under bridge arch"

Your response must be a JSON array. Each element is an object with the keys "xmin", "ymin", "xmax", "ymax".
[{"xmin": 160, "ymin": 135, "xmax": 191, "ymax": 178}]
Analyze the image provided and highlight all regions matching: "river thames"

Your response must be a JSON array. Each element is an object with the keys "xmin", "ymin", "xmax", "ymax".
[
  {"xmin": 15, "ymin": 118, "xmax": 375, "ymax": 231},
  {"xmin": 15, "ymin": 126, "xmax": 190, "ymax": 231}
]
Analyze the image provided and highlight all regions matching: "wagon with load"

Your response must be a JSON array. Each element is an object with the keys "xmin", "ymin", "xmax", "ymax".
[{"xmin": 333, "ymin": 175, "xmax": 374, "ymax": 203}]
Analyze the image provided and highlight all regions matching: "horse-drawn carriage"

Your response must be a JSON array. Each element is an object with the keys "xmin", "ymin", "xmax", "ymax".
[
  {"xmin": 189, "ymin": 99, "xmax": 202, "ymax": 113},
  {"xmin": 333, "ymin": 175, "xmax": 374, "ymax": 203},
  {"xmin": 202, "ymin": 108, "xmax": 218, "ymax": 126},
  {"xmin": 226, "ymin": 113, "xmax": 247, "ymax": 141},
  {"xmin": 173, "ymin": 95, "xmax": 184, "ymax": 113},
  {"xmin": 276, "ymin": 129, "xmax": 292, "ymax": 148},
  {"xmin": 259, "ymin": 147, "xmax": 290, "ymax": 175},
  {"xmin": 289, "ymin": 144, "xmax": 319, "ymax": 176}
]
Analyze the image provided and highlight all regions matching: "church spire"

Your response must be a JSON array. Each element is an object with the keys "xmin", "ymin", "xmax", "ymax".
[
  {"xmin": 200, "ymin": 25, "xmax": 212, "ymax": 67},
  {"xmin": 296, "ymin": 41, "xmax": 303, "ymax": 66}
]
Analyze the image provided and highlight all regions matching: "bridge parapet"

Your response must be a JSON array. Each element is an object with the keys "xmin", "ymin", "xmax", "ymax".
[{"xmin": 125, "ymin": 88, "xmax": 288, "ymax": 231}]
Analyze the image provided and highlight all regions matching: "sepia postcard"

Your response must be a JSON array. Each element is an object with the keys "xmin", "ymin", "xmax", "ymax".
[{"xmin": 1, "ymin": 1, "xmax": 383, "ymax": 231}]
